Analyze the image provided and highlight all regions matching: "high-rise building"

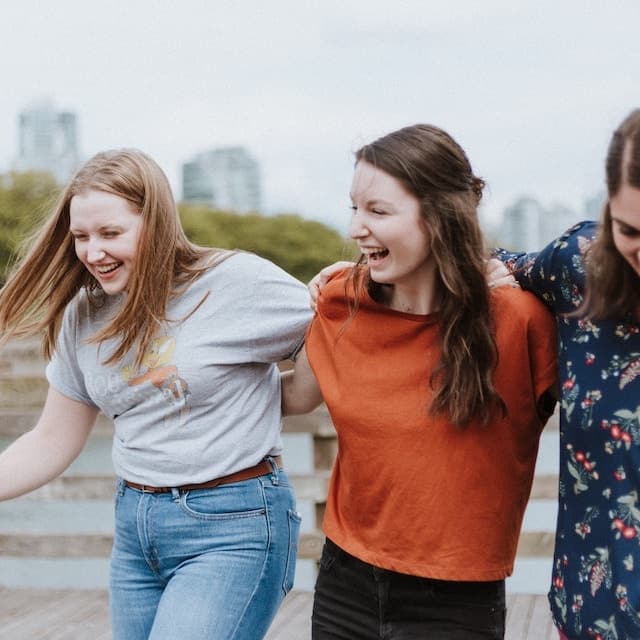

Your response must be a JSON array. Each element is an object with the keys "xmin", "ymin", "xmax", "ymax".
[
  {"xmin": 14, "ymin": 99, "xmax": 80, "ymax": 184},
  {"xmin": 182, "ymin": 147, "xmax": 261, "ymax": 213},
  {"xmin": 499, "ymin": 197, "xmax": 576, "ymax": 252}
]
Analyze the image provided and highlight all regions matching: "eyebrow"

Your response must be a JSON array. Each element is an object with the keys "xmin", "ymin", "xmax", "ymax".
[
  {"xmin": 69, "ymin": 223, "xmax": 124, "ymax": 234},
  {"xmin": 349, "ymin": 195, "xmax": 395, "ymax": 208},
  {"xmin": 611, "ymin": 216, "xmax": 640, "ymax": 232}
]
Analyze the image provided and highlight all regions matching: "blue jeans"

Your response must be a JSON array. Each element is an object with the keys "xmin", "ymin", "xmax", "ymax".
[
  {"xmin": 109, "ymin": 462, "xmax": 300, "ymax": 640},
  {"xmin": 312, "ymin": 538, "xmax": 506, "ymax": 639}
]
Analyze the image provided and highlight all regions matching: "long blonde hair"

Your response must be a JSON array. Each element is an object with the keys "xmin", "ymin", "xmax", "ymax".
[{"xmin": 0, "ymin": 149, "xmax": 227, "ymax": 367}]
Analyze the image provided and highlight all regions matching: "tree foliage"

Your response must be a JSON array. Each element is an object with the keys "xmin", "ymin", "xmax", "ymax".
[
  {"xmin": 0, "ymin": 172, "xmax": 59, "ymax": 278},
  {"xmin": 0, "ymin": 172, "xmax": 353, "ymax": 284},
  {"xmin": 179, "ymin": 204, "xmax": 354, "ymax": 282}
]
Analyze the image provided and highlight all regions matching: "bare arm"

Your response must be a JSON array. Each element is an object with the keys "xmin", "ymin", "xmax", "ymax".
[
  {"xmin": 0, "ymin": 387, "xmax": 99, "ymax": 501},
  {"xmin": 281, "ymin": 345, "xmax": 324, "ymax": 416}
]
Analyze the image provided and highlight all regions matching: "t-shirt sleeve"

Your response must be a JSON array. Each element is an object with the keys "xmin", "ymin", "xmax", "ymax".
[
  {"xmin": 45, "ymin": 298, "xmax": 97, "ymax": 408},
  {"xmin": 242, "ymin": 255, "xmax": 313, "ymax": 362},
  {"xmin": 524, "ymin": 293, "xmax": 559, "ymax": 404},
  {"xmin": 493, "ymin": 220, "xmax": 597, "ymax": 315}
]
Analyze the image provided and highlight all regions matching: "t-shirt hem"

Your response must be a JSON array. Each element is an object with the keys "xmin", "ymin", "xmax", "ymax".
[{"xmin": 325, "ymin": 531, "xmax": 514, "ymax": 582}]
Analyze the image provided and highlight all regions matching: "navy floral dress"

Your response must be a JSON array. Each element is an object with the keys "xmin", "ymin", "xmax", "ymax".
[{"xmin": 495, "ymin": 221, "xmax": 640, "ymax": 640}]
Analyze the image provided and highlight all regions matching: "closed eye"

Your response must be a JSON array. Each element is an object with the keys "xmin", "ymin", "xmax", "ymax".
[{"xmin": 616, "ymin": 222, "xmax": 640, "ymax": 237}]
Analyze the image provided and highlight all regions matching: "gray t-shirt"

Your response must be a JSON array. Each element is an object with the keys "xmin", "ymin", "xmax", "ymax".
[{"xmin": 46, "ymin": 252, "xmax": 312, "ymax": 486}]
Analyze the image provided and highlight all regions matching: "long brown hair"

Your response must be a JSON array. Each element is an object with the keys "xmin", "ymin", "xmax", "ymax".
[
  {"xmin": 579, "ymin": 109, "xmax": 640, "ymax": 320},
  {"xmin": 348, "ymin": 124, "xmax": 505, "ymax": 426},
  {"xmin": 0, "ymin": 149, "xmax": 228, "ymax": 367}
]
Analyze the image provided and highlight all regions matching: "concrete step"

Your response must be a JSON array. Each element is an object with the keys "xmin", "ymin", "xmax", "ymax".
[
  {"xmin": 0, "ymin": 550, "xmax": 555, "ymax": 595},
  {"xmin": 0, "ymin": 408, "xmax": 557, "ymax": 470},
  {"xmin": 0, "ymin": 410, "xmax": 113, "ymax": 439},
  {"xmin": 0, "ymin": 406, "xmax": 335, "ymax": 437},
  {"xmin": 0, "ymin": 524, "xmax": 557, "ymax": 559},
  {"xmin": 0, "ymin": 556, "xmax": 324, "ymax": 594},
  {"xmin": 0, "ymin": 530, "xmax": 557, "ymax": 560},
  {"xmin": 0, "ymin": 378, "xmax": 50, "ymax": 410},
  {"xmin": 8, "ymin": 469, "xmax": 331, "ymax": 503},
  {"xmin": 0, "ymin": 494, "xmax": 557, "ymax": 558},
  {"xmin": 2, "ymin": 467, "xmax": 557, "ymax": 504}
]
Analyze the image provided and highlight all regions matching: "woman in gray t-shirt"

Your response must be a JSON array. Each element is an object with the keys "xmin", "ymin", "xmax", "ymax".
[{"xmin": 0, "ymin": 149, "xmax": 312, "ymax": 639}]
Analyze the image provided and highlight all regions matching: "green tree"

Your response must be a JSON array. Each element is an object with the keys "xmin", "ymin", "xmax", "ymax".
[
  {"xmin": 0, "ymin": 174, "xmax": 353, "ymax": 284},
  {"xmin": 0, "ymin": 172, "xmax": 59, "ymax": 280},
  {"xmin": 179, "ymin": 205, "xmax": 354, "ymax": 282}
]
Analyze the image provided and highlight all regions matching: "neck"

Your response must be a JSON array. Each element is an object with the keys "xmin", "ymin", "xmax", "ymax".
[{"xmin": 385, "ymin": 284, "xmax": 439, "ymax": 315}]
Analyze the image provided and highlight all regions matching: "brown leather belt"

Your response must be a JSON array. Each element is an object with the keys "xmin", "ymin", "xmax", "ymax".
[{"xmin": 124, "ymin": 456, "xmax": 283, "ymax": 493}]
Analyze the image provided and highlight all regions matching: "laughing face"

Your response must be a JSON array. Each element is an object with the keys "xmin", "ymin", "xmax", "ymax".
[
  {"xmin": 69, "ymin": 189, "xmax": 143, "ymax": 295},
  {"xmin": 609, "ymin": 182, "xmax": 640, "ymax": 279},
  {"xmin": 349, "ymin": 160, "xmax": 436, "ymax": 310}
]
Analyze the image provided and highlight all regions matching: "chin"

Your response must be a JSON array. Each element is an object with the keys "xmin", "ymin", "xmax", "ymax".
[{"xmin": 101, "ymin": 283, "xmax": 127, "ymax": 295}]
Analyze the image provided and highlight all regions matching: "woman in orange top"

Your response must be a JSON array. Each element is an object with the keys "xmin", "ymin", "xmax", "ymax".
[{"xmin": 282, "ymin": 124, "xmax": 558, "ymax": 639}]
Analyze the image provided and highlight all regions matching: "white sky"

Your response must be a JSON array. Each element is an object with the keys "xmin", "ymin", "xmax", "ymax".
[{"xmin": 1, "ymin": 0, "xmax": 639, "ymax": 234}]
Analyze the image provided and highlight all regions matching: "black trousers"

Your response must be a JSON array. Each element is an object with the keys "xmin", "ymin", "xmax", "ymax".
[{"xmin": 312, "ymin": 538, "xmax": 506, "ymax": 639}]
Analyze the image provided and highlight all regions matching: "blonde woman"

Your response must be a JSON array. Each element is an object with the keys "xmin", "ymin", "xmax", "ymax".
[{"xmin": 0, "ymin": 149, "xmax": 312, "ymax": 639}]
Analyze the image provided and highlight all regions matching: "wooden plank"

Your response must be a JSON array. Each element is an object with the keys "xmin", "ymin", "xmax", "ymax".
[
  {"xmin": 266, "ymin": 591, "xmax": 312, "ymax": 639},
  {"xmin": 530, "ymin": 474, "xmax": 559, "ymax": 500},
  {"xmin": 505, "ymin": 593, "xmax": 557, "ymax": 640},
  {"xmin": 506, "ymin": 592, "xmax": 534, "ymax": 640},
  {"xmin": 0, "ymin": 589, "xmax": 110, "ymax": 640},
  {"xmin": 528, "ymin": 593, "xmax": 556, "ymax": 640}
]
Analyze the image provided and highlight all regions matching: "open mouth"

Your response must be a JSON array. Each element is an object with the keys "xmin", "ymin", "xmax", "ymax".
[
  {"xmin": 365, "ymin": 249, "xmax": 389, "ymax": 263},
  {"xmin": 96, "ymin": 262, "xmax": 122, "ymax": 276}
]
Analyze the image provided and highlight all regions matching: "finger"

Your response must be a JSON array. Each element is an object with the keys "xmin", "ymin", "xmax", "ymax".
[{"xmin": 309, "ymin": 282, "xmax": 320, "ymax": 311}]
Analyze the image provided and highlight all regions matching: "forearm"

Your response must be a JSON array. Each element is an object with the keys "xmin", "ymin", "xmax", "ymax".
[
  {"xmin": 0, "ymin": 388, "xmax": 97, "ymax": 501},
  {"xmin": 0, "ymin": 428, "xmax": 83, "ymax": 500}
]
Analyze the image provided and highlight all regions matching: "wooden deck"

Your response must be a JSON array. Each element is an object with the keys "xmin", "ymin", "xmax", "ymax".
[{"xmin": 0, "ymin": 588, "xmax": 557, "ymax": 639}]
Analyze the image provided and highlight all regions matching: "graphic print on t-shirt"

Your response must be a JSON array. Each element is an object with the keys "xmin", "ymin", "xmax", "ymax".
[{"xmin": 121, "ymin": 335, "xmax": 190, "ymax": 426}]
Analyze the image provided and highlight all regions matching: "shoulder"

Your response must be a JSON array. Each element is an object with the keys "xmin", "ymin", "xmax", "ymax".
[
  {"xmin": 321, "ymin": 268, "xmax": 351, "ymax": 295},
  {"xmin": 548, "ymin": 220, "xmax": 597, "ymax": 265},
  {"xmin": 200, "ymin": 251, "xmax": 303, "ymax": 287},
  {"xmin": 205, "ymin": 250, "xmax": 266, "ymax": 276},
  {"xmin": 316, "ymin": 268, "xmax": 360, "ymax": 314},
  {"xmin": 491, "ymin": 285, "xmax": 554, "ymax": 328},
  {"xmin": 565, "ymin": 219, "xmax": 598, "ymax": 240}
]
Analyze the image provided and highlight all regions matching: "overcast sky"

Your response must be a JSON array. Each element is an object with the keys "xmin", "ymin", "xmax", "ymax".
[{"xmin": 1, "ymin": 0, "xmax": 638, "ymax": 234}]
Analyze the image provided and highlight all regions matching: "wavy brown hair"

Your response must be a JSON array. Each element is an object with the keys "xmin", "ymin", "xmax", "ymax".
[
  {"xmin": 579, "ymin": 109, "xmax": 640, "ymax": 320},
  {"xmin": 0, "ymin": 149, "xmax": 229, "ymax": 367},
  {"xmin": 347, "ymin": 124, "xmax": 505, "ymax": 426}
]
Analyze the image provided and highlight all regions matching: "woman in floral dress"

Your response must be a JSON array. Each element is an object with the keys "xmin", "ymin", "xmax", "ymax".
[{"xmin": 494, "ymin": 109, "xmax": 640, "ymax": 640}]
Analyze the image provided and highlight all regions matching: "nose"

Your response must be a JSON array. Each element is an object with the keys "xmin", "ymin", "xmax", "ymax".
[
  {"xmin": 349, "ymin": 210, "xmax": 369, "ymax": 240},
  {"xmin": 86, "ymin": 240, "xmax": 106, "ymax": 263}
]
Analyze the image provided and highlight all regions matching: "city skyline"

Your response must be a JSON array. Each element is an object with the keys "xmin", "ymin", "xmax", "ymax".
[
  {"xmin": 3, "ymin": 95, "xmax": 607, "ymax": 249},
  {"xmin": 1, "ymin": 1, "xmax": 638, "ymax": 236}
]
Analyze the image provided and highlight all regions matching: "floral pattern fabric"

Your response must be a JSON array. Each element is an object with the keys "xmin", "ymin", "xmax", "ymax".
[{"xmin": 495, "ymin": 221, "xmax": 640, "ymax": 640}]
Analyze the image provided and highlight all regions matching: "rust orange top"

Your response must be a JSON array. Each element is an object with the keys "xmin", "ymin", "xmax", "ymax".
[{"xmin": 306, "ymin": 271, "xmax": 557, "ymax": 581}]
